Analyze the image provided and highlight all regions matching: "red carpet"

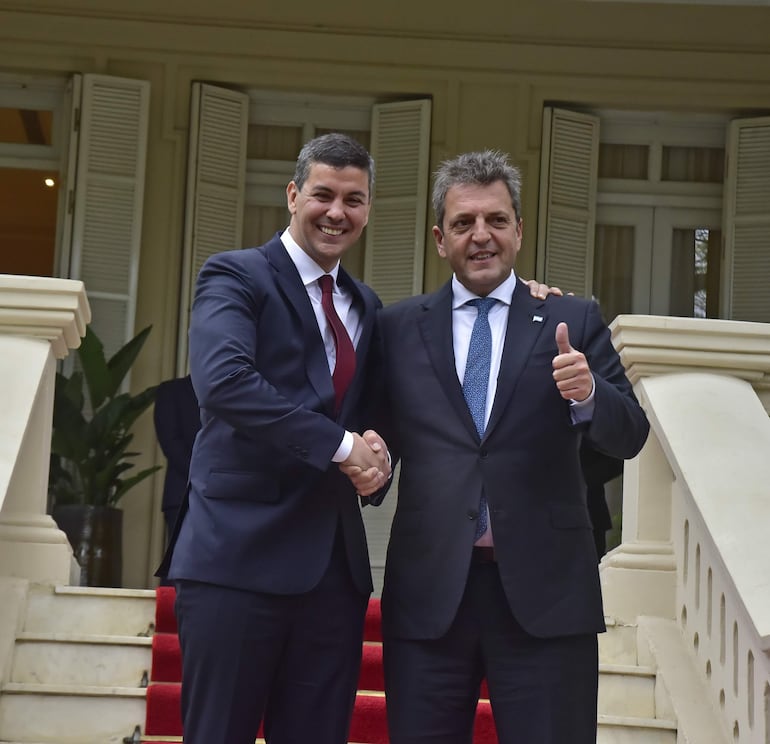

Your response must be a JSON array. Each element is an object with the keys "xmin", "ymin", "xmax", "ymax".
[{"xmin": 145, "ymin": 586, "xmax": 497, "ymax": 743}]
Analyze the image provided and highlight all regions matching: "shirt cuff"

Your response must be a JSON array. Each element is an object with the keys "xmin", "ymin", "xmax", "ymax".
[
  {"xmin": 569, "ymin": 374, "xmax": 595, "ymax": 424},
  {"xmin": 332, "ymin": 430, "xmax": 354, "ymax": 463}
]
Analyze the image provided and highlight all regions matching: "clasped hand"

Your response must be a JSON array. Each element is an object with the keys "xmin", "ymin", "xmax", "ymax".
[{"xmin": 339, "ymin": 430, "xmax": 390, "ymax": 497}]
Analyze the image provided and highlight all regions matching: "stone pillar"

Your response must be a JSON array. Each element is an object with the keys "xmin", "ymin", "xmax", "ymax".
[
  {"xmin": 0, "ymin": 275, "xmax": 90, "ymax": 585},
  {"xmin": 601, "ymin": 315, "xmax": 770, "ymax": 624}
]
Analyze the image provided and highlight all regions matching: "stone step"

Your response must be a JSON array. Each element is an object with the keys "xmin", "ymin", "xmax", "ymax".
[
  {"xmin": 0, "ymin": 683, "xmax": 145, "ymax": 744},
  {"xmin": 599, "ymin": 664, "xmax": 657, "ymax": 719},
  {"xmin": 23, "ymin": 586, "xmax": 156, "ymax": 637},
  {"xmin": 597, "ymin": 714, "xmax": 677, "ymax": 743},
  {"xmin": 0, "ymin": 681, "xmax": 675, "ymax": 744},
  {"xmin": 600, "ymin": 618, "xmax": 640, "ymax": 665},
  {"xmin": 10, "ymin": 633, "xmax": 152, "ymax": 687},
  {"xmin": 9, "ymin": 635, "xmax": 654, "ymax": 719}
]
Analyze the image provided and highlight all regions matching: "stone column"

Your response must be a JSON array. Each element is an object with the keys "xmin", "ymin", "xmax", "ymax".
[
  {"xmin": 0, "ymin": 275, "xmax": 90, "ymax": 584},
  {"xmin": 601, "ymin": 315, "xmax": 770, "ymax": 624}
]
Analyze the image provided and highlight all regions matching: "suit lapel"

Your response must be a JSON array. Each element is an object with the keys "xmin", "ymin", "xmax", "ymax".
[
  {"xmin": 418, "ymin": 282, "xmax": 480, "ymax": 441},
  {"xmin": 485, "ymin": 288, "xmax": 548, "ymax": 439},
  {"xmin": 263, "ymin": 238, "xmax": 335, "ymax": 413}
]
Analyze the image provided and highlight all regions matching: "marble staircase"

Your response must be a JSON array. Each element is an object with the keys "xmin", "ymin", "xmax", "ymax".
[
  {"xmin": 0, "ymin": 586, "xmax": 155, "ymax": 744},
  {"xmin": 0, "ymin": 585, "xmax": 703, "ymax": 744}
]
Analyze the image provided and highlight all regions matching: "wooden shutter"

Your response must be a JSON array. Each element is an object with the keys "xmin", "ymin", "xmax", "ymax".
[
  {"xmin": 178, "ymin": 83, "xmax": 248, "ymax": 372},
  {"xmin": 364, "ymin": 99, "xmax": 431, "ymax": 305},
  {"xmin": 68, "ymin": 74, "xmax": 150, "ymax": 360},
  {"xmin": 536, "ymin": 107, "xmax": 599, "ymax": 296},
  {"xmin": 722, "ymin": 116, "xmax": 770, "ymax": 322}
]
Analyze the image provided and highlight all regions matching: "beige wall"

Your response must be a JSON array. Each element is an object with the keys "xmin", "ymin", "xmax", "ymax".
[{"xmin": 1, "ymin": 0, "xmax": 768, "ymax": 587}]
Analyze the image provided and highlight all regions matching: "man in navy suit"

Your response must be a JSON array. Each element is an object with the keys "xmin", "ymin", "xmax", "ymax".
[
  {"xmin": 153, "ymin": 374, "xmax": 200, "ymax": 543},
  {"xmin": 361, "ymin": 151, "xmax": 649, "ymax": 744},
  {"xmin": 158, "ymin": 134, "xmax": 391, "ymax": 744}
]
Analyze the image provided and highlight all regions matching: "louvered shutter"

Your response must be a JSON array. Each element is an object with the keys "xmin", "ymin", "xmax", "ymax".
[
  {"xmin": 68, "ymin": 74, "xmax": 150, "ymax": 360},
  {"xmin": 364, "ymin": 99, "xmax": 431, "ymax": 305},
  {"xmin": 722, "ymin": 116, "xmax": 770, "ymax": 322},
  {"xmin": 178, "ymin": 83, "xmax": 248, "ymax": 372},
  {"xmin": 536, "ymin": 107, "xmax": 599, "ymax": 296}
]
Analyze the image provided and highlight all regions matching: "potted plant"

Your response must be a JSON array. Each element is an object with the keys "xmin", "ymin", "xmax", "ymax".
[{"xmin": 48, "ymin": 325, "xmax": 160, "ymax": 587}]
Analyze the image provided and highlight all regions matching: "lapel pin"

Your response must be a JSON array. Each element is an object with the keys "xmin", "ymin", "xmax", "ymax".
[{"xmin": 533, "ymin": 315, "xmax": 543, "ymax": 323}]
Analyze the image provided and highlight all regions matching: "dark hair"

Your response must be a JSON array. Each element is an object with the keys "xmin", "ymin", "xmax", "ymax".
[
  {"xmin": 432, "ymin": 150, "xmax": 522, "ymax": 230},
  {"xmin": 293, "ymin": 133, "xmax": 375, "ymax": 198}
]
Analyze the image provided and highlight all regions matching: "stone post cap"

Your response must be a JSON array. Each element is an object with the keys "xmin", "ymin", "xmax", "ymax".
[
  {"xmin": 610, "ymin": 314, "xmax": 770, "ymax": 387},
  {"xmin": 0, "ymin": 275, "xmax": 91, "ymax": 359}
]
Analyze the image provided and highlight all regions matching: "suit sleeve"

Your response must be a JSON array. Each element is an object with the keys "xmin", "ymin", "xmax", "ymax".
[
  {"xmin": 360, "ymin": 306, "xmax": 401, "ymax": 508},
  {"xmin": 188, "ymin": 252, "xmax": 345, "ymax": 472}
]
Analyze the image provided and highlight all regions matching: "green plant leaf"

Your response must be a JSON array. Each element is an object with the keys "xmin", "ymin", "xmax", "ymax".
[
  {"xmin": 77, "ymin": 327, "xmax": 111, "ymax": 410},
  {"xmin": 111, "ymin": 465, "xmax": 162, "ymax": 505},
  {"xmin": 106, "ymin": 325, "xmax": 153, "ymax": 399},
  {"xmin": 49, "ymin": 324, "xmax": 158, "ymax": 510}
]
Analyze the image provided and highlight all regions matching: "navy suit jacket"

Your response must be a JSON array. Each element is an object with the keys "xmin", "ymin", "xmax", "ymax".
[
  {"xmin": 373, "ymin": 280, "xmax": 649, "ymax": 640},
  {"xmin": 158, "ymin": 235, "xmax": 381, "ymax": 596},
  {"xmin": 154, "ymin": 375, "xmax": 200, "ymax": 516}
]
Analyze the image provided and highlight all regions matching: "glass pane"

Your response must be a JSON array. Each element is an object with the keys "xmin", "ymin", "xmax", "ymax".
[
  {"xmin": 0, "ymin": 167, "xmax": 59, "ymax": 276},
  {"xmin": 598, "ymin": 143, "xmax": 649, "ymax": 180},
  {"xmin": 246, "ymin": 124, "xmax": 303, "ymax": 161},
  {"xmin": 593, "ymin": 224, "xmax": 635, "ymax": 323},
  {"xmin": 661, "ymin": 146, "xmax": 724, "ymax": 183},
  {"xmin": 0, "ymin": 107, "xmax": 53, "ymax": 145},
  {"xmin": 669, "ymin": 227, "xmax": 721, "ymax": 318}
]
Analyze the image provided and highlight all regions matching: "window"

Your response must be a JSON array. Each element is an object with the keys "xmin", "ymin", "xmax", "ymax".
[{"xmin": 537, "ymin": 107, "xmax": 770, "ymax": 322}]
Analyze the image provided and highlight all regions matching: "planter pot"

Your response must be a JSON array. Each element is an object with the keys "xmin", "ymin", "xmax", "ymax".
[{"xmin": 52, "ymin": 504, "xmax": 123, "ymax": 587}]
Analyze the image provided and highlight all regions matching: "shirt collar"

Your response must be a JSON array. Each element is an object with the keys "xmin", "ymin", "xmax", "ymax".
[
  {"xmin": 451, "ymin": 270, "xmax": 518, "ymax": 310},
  {"xmin": 281, "ymin": 228, "xmax": 340, "ymax": 288}
]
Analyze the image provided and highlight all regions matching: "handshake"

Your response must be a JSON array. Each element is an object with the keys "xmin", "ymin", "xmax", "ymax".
[{"xmin": 339, "ymin": 430, "xmax": 390, "ymax": 497}]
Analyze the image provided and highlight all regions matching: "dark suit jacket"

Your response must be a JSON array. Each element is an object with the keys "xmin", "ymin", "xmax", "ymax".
[
  {"xmin": 158, "ymin": 235, "xmax": 382, "ymax": 597},
  {"xmin": 373, "ymin": 281, "xmax": 649, "ymax": 641},
  {"xmin": 580, "ymin": 441, "xmax": 624, "ymax": 536},
  {"xmin": 154, "ymin": 375, "xmax": 200, "ymax": 516}
]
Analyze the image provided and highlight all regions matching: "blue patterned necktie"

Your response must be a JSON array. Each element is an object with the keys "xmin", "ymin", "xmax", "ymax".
[{"xmin": 462, "ymin": 297, "xmax": 496, "ymax": 541}]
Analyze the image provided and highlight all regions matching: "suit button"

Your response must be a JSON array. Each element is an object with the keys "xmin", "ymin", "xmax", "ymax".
[
  {"xmin": 300, "ymin": 449, "xmax": 309, "ymax": 459},
  {"xmin": 467, "ymin": 509, "xmax": 478, "ymax": 520},
  {"xmin": 480, "ymin": 449, "xmax": 488, "ymax": 459}
]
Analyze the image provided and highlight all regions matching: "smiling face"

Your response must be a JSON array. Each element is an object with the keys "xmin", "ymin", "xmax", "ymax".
[
  {"xmin": 433, "ymin": 180, "xmax": 522, "ymax": 296},
  {"xmin": 286, "ymin": 162, "xmax": 371, "ymax": 272}
]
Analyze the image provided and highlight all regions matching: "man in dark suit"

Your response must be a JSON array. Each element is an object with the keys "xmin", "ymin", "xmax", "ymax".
[
  {"xmin": 153, "ymin": 374, "xmax": 200, "ymax": 543},
  {"xmin": 157, "ymin": 134, "xmax": 391, "ymax": 744},
  {"xmin": 581, "ymin": 441, "xmax": 624, "ymax": 559},
  {"xmin": 364, "ymin": 151, "xmax": 649, "ymax": 744}
]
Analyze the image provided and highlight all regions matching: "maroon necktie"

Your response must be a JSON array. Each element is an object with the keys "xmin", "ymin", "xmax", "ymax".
[{"xmin": 318, "ymin": 274, "xmax": 356, "ymax": 414}]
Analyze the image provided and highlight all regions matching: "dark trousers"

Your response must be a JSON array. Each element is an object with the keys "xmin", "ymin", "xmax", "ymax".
[
  {"xmin": 174, "ymin": 532, "xmax": 368, "ymax": 744},
  {"xmin": 383, "ymin": 560, "xmax": 598, "ymax": 744}
]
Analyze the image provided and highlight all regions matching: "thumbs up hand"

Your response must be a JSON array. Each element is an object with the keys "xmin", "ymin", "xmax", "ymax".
[{"xmin": 552, "ymin": 322, "xmax": 593, "ymax": 402}]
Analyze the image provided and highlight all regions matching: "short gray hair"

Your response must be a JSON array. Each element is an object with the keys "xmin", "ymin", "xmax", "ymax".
[
  {"xmin": 432, "ymin": 150, "xmax": 522, "ymax": 230},
  {"xmin": 293, "ymin": 133, "xmax": 375, "ymax": 199}
]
